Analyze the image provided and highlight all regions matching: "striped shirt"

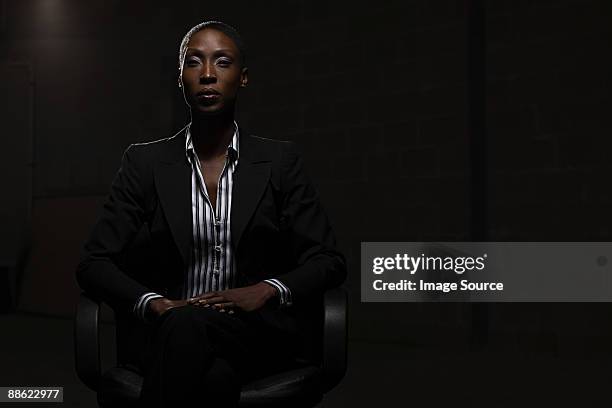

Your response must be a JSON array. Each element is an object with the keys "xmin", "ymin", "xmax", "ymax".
[{"xmin": 133, "ymin": 122, "xmax": 292, "ymax": 321}]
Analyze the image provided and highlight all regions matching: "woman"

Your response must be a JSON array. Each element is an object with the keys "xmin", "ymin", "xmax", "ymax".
[{"xmin": 76, "ymin": 20, "xmax": 345, "ymax": 407}]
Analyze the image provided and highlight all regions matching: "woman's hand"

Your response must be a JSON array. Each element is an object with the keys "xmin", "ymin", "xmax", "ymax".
[
  {"xmin": 148, "ymin": 297, "xmax": 189, "ymax": 318},
  {"xmin": 187, "ymin": 282, "xmax": 278, "ymax": 313}
]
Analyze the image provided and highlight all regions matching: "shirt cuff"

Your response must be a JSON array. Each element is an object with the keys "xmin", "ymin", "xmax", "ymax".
[
  {"xmin": 263, "ymin": 279, "xmax": 293, "ymax": 307},
  {"xmin": 133, "ymin": 292, "xmax": 164, "ymax": 322}
]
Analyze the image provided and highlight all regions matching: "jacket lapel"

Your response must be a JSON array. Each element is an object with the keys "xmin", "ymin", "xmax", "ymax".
[
  {"xmin": 152, "ymin": 125, "xmax": 273, "ymax": 267},
  {"xmin": 154, "ymin": 127, "xmax": 193, "ymax": 267},
  {"xmin": 231, "ymin": 129, "xmax": 272, "ymax": 252}
]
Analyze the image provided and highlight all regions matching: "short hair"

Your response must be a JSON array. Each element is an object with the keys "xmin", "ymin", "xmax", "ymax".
[{"xmin": 178, "ymin": 20, "xmax": 246, "ymax": 73}]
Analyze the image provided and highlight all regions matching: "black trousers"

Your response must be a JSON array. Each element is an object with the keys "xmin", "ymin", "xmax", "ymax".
[{"xmin": 138, "ymin": 304, "xmax": 297, "ymax": 407}]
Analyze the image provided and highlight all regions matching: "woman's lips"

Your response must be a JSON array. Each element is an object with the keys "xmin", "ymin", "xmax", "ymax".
[{"xmin": 197, "ymin": 93, "xmax": 220, "ymax": 103}]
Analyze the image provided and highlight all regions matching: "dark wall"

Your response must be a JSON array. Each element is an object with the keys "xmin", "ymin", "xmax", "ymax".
[
  {"xmin": 487, "ymin": 0, "xmax": 612, "ymax": 241},
  {"xmin": 2, "ymin": 0, "xmax": 612, "ymax": 350},
  {"xmin": 485, "ymin": 0, "xmax": 612, "ymax": 351}
]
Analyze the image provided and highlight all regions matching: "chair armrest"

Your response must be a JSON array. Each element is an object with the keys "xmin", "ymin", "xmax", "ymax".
[
  {"xmin": 321, "ymin": 286, "xmax": 348, "ymax": 393},
  {"xmin": 74, "ymin": 292, "xmax": 101, "ymax": 391}
]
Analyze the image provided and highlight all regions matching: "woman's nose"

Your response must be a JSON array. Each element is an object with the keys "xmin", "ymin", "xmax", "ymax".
[{"xmin": 201, "ymin": 62, "xmax": 216, "ymax": 82}]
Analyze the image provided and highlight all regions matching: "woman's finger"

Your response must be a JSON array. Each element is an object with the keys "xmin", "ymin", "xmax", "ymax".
[
  {"xmin": 196, "ymin": 296, "xmax": 226, "ymax": 306},
  {"xmin": 198, "ymin": 291, "xmax": 220, "ymax": 299},
  {"xmin": 212, "ymin": 302, "xmax": 235, "ymax": 313},
  {"xmin": 188, "ymin": 292, "xmax": 220, "ymax": 303},
  {"xmin": 212, "ymin": 301, "xmax": 234, "ymax": 308}
]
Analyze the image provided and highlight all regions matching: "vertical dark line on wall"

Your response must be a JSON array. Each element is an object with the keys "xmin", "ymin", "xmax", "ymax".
[
  {"xmin": 19, "ymin": 68, "xmax": 35, "ymax": 309},
  {"xmin": 467, "ymin": 0, "xmax": 488, "ymax": 350},
  {"xmin": 468, "ymin": 1, "xmax": 486, "ymax": 236},
  {"xmin": 0, "ymin": 0, "xmax": 6, "ymax": 33}
]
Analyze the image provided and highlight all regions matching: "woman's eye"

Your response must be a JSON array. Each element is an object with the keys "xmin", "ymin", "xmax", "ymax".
[{"xmin": 217, "ymin": 59, "xmax": 231, "ymax": 66}]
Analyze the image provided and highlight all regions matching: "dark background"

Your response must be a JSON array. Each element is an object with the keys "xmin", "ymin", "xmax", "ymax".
[{"xmin": 1, "ymin": 0, "xmax": 612, "ymax": 406}]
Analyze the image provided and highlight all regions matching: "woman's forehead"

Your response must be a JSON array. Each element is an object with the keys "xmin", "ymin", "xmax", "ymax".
[{"xmin": 186, "ymin": 28, "xmax": 239, "ymax": 52}]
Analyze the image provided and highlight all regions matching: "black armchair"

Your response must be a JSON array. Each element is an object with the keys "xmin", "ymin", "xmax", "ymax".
[{"xmin": 74, "ymin": 287, "xmax": 347, "ymax": 407}]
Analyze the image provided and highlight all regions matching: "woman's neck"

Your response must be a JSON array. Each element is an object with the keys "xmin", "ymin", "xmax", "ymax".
[{"xmin": 189, "ymin": 111, "xmax": 235, "ymax": 160}]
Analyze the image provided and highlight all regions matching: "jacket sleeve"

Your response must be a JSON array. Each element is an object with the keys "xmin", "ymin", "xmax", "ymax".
[
  {"xmin": 272, "ymin": 142, "xmax": 346, "ymax": 304},
  {"xmin": 75, "ymin": 145, "xmax": 158, "ymax": 315}
]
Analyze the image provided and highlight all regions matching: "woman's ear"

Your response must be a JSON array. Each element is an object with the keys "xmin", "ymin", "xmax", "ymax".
[{"xmin": 240, "ymin": 67, "xmax": 249, "ymax": 88}]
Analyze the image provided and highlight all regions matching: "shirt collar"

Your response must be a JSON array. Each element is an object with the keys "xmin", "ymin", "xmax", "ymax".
[{"xmin": 185, "ymin": 121, "xmax": 240, "ymax": 163}]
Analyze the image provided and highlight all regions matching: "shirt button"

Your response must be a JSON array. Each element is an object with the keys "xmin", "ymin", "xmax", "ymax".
[
  {"xmin": 213, "ymin": 268, "xmax": 220, "ymax": 276},
  {"xmin": 214, "ymin": 218, "xmax": 221, "ymax": 227},
  {"xmin": 214, "ymin": 245, "xmax": 222, "ymax": 252}
]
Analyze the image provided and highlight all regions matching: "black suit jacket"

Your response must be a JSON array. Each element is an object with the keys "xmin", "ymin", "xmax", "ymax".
[{"xmin": 76, "ymin": 125, "xmax": 346, "ymax": 336}]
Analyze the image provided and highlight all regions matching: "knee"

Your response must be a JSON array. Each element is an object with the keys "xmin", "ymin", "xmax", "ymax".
[
  {"xmin": 156, "ymin": 305, "xmax": 198, "ymax": 333},
  {"xmin": 161, "ymin": 304, "xmax": 223, "ymax": 325},
  {"xmin": 153, "ymin": 305, "xmax": 212, "ymax": 353},
  {"xmin": 158, "ymin": 305, "xmax": 228, "ymax": 336},
  {"xmin": 156, "ymin": 304, "xmax": 236, "ymax": 343}
]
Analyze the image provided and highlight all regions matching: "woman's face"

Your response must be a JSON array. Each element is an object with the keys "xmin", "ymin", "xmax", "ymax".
[{"xmin": 180, "ymin": 28, "xmax": 248, "ymax": 116}]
